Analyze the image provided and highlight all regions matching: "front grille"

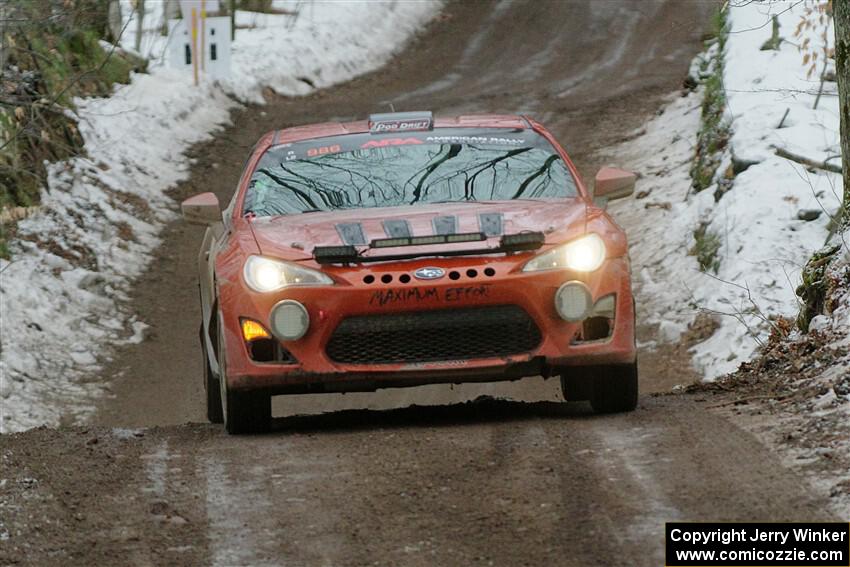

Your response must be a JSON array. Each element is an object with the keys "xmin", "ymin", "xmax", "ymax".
[{"xmin": 326, "ymin": 305, "xmax": 541, "ymax": 364}]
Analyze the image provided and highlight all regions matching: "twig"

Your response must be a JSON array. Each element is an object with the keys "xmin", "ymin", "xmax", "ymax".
[
  {"xmin": 777, "ymin": 107, "xmax": 790, "ymax": 128},
  {"xmin": 0, "ymin": 259, "xmax": 19, "ymax": 275},
  {"xmin": 698, "ymin": 273, "xmax": 786, "ymax": 345},
  {"xmin": 786, "ymin": 160, "xmax": 849, "ymax": 252},
  {"xmin": 695, "ymin": 304, "xmax": 766, "ymax": 349},
  {"xmin": 726, "ymin": 1, "xmax": 804, "ymax": 34},
  {"xmin": 774, "ymin": 146, "xmax": 842, "ymax": 174},
  {"xmin": 0, "ymin": 9, "xmax": 134, "ymax": 154},
  {"xmin": 813, "ymin": 56, "xmax": 829, "ymax": 110},
  {"xmin": 707, "ymin": 393, "xmax": 789, "ymax": 408}
]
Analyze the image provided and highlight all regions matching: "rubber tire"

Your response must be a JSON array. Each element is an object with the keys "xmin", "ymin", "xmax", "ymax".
[
  {"xmin": 217, "ymin": 323, "xmax": 271, "ymax": 434},
  {"xmin": 223, "ymin": 388, "xmax": 271, "ymax": 435},
  {"xmin": 201, "ymin": 324, "xmax": 223, "ymax": 424},
  {"xmin": 589, "ymin": 361, "xmax": 639, "ymax": 414},
  {"xmin": 559, "ymin": 371, "xmax": 593, "ymax": 401}
]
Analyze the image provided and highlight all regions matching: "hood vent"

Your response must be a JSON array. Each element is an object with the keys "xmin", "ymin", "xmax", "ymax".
[
  {"xmin": 478, "ymin": 213, "xmax": 503, "ymax": 236},
  {"xmin": 382, "ymin": 219, "xmax": 411, "ymax": 238},
  {"xmin": 333, "ymin": 213, "xmax": 505, "ymax": 245},
  {"xmin": 432, "ymin": 215, "xmax": 457, "ymax": 235},
  {"xmin": 335, "ymin": 223, "xmax": 367, "ymax": 245}
]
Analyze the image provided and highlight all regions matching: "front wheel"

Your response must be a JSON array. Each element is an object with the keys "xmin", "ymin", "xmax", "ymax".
[
  {"xmin": 560, "ymin": 361, "xmax": 638, "ymax": 414},
  {"xmin": 223, "ymin": 388, "xmax": 272, "ymax": 435},
  {"xmin": 217, "ymin": 322, "xmax": 271, "ymax": 434},
  {"xmin": 590, "ymin": 362, "xmax": 638, "ymax": 413},
  {"xmin": 201, "ymin": 323, "xmax": 223, "ymax": 424}
]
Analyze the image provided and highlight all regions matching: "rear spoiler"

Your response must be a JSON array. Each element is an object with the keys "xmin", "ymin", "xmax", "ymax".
[{"xmin": 313, "ymin": 231, "xmax": 544, "ymax": 265}]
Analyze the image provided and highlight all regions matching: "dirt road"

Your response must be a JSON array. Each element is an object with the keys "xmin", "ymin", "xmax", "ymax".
[{"xmin": 0, "ymin": 1, "xmax": 838, "ymax": 565}]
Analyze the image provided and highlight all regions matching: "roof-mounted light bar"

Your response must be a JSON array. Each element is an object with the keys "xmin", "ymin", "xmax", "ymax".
[
  {"xmin": 500, "ymin": 231, "xmax": 545, "ymax": 251},
  {"xmin": 371, "ymin": 232, "xmax": 485, "ymax": 249},
  {"xmin": 313, "ymin": 245, "xmax": 358, "ymax": 264},
  {"xmin": 312, "ymin": 231, "xmax": 545, "ymax": 265},
  {"xmin": 368, "ymin": 111, "xmax": 433, "ymax": 134}
]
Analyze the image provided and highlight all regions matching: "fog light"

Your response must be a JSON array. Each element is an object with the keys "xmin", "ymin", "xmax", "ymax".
[
  {"xmin": 270, "ymin": 300, "xmax": 309, "ymax": 341},
  {"xmin": 555, "ymin": 282, "xmax": 592, "ymax": 322}
]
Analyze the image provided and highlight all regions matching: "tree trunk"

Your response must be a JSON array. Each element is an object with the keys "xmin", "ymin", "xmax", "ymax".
[
  {"xmin": 134, "ymin": 0, "xmax": 145, "ymax": 52},
  {"xmin": 836, "ymin": 0, "xmax": 850, "ymax": 225},
  {"xmin": 107, "ymin": 0, "xmax": 123, "ymax": 44},
  {"xmin": 231, "ymin": 0, "xmax": 237, "ymax": 41},
  {"xmin": 161, "ymin": 0, "xmax": 181, "ymax": 36},
  {"xmin": 0, "ymin": 2, "xmax": 9, "ymax": 72}
]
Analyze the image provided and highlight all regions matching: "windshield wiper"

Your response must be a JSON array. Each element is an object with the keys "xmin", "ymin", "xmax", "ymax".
[{"xmin": 427, "ymin": 198, "xmax": 547, "ymax": 205}]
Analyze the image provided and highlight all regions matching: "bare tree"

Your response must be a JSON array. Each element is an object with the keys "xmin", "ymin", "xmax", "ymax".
[
  {"xmin": 134, "ymin": 0, "xmax": 145, "ymax": 52},
  {"xmin": 231, "ymin": 0, "xmax": 237, "ymax": 40},
  {"xmin": 162, "ymin": 0, "xmax": 180, "ymax": 36},
  {"xmin": 0, "ymin": 2, "xmax": 8, "ymax": 72},
  {"xmin": 107, "ymin": 0, "xmax": 123, "ymax": 44},
  {"xmin": 837, "ymin": 0, "xmax": 850, "ymax": 224}
]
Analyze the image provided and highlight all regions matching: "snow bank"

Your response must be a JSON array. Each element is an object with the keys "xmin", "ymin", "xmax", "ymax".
[
  {"xmin": 121, "ymin": 0, "xmax": 440, "ymax": 102},
  {"xmin": 0, "ymin": 1, "xmax": 442, "ymax": 432},
  {"xmin": 603, "ymin": 92, "xmax": 706, "ymax": 356},
  {"xmin": 603, "ymin": 1, "xmax": 848, "ymax": 514},
  {"xmin": 608, "ymin": 1, "xmax": 842, "ymax": 380},
  {"xmin": 696, "ymin": 1, "xmax": 842, "ymax": 376}
]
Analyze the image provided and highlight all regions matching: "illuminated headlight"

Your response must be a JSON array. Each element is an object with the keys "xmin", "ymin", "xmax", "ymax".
[
  {"xmin": 555, "ymin": 282, "xmax": 592, "ymax": 322},
  {"xmin": 243, "ymin": 255, "xmax": 333, "ymax": 293},
  {"xmin": 270, "ymin": 300, "xmax": 310, "ymax": 341},
  {"xmin": 522, "ymin": 234, "xmax": 607, "ymax": 273}
]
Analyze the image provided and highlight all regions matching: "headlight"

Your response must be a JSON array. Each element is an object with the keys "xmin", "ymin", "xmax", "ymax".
[
  {"xmin": 522, "ymin": 234, "xmax": 607, "ymax": 273},
  {"xmin": 243, "ymin": 256, "xmax": 333, "ymax": 293}
]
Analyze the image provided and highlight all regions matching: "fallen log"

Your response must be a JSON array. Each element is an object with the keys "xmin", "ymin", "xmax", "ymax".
[{"xmin": 774, "ymin": 146, "xmax": 842, "ymax": 174}]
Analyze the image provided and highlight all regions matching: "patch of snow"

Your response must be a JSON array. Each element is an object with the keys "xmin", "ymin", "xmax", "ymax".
[
  {"xmin": 111, "ymin": 427, "xmax": 145, "ymax": 440},
  {"xmin": 0, "ymin": 1, "xmax": 443, "ymax": 432},
  {"xmin": 808, "ymin": 314, "xmax": 831, "ymax": 333},
  {"xmin": 603, "ymin": 91, "xmax": 705, "ymax": 355},
  {"xmin": 658, "ymin": 320, "xmax": 687, "ymax": 343}
]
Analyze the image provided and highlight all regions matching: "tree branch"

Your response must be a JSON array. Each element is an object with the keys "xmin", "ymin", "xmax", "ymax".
[{"xmin": 773, "ymin": 146, "xmax": 842, "ymax": 174}]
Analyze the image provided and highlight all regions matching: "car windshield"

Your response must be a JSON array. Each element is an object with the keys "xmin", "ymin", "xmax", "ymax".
[{"xmin": 243, "ymin": 130, "xmax": 578, "ymax": 216}]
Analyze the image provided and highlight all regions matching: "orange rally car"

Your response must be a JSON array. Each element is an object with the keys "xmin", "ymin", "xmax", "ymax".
[{"xmin": 182, "ymin": 112, "xmax": 638, "ymax": 433}]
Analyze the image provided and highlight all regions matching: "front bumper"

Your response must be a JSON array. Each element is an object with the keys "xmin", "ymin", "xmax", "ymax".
[{"xmin": 218, "ymin": 255, "xmax": 635, "ymax": 393}]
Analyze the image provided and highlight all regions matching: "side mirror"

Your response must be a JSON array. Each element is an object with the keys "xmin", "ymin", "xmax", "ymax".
[
  {"xmin": 593, "ymin": 167, "xmax": 636, "ymax": 203},
  {"xmin": 181, "ymin": 192, "xmax": 221, "ymax": 225}
]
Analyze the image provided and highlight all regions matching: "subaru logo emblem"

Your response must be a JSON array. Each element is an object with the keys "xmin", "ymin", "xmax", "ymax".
[{"xmin": 414, "ymin": 267, "xmax": 445, "ymax": 280}]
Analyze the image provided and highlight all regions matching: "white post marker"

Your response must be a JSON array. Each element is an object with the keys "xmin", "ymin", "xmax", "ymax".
[
  {"xmin": 200, "ymin": 0, "xmax": 206, "ymax": 73},
  {"xmin": 169, "ymin": 0, "xmax": 231, "ymax": 82},
  {"xmin": 191, "ymin": 7, "xmax": 198, "ymax": 85}
]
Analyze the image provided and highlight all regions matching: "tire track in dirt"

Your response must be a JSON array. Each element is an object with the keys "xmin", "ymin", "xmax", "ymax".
[{"xmin": 1, "ymin": 400, "xmax": 837, "ymax": 566}]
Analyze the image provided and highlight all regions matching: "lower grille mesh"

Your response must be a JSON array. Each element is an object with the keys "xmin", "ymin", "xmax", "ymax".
[{"xmin": 326, "ymin": 305, "xmax": 541, "ymax": 364}]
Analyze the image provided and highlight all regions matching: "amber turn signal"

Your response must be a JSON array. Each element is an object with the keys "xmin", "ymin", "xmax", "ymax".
[{"xmin": 241, "ymin": 318, "xmax": 271, "ymax": 342}]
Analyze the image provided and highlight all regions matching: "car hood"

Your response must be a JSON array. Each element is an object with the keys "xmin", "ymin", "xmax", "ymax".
[{"xmin": 248, "ymin": 199, "xmax": 589, "ymax": 260}]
